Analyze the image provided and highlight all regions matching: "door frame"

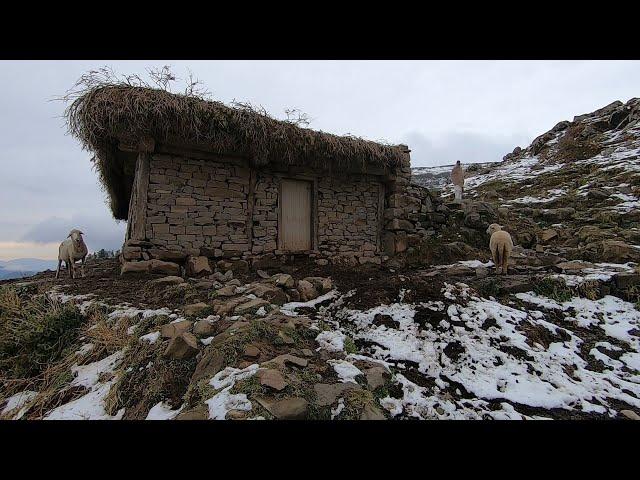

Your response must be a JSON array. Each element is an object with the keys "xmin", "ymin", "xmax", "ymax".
[{"xmin": 277, "ymin": 174, "xmax": 318, "ymax": 253}]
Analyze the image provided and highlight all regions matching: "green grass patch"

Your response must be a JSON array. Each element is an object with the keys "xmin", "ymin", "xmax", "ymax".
[{"xmin": 534, "ymin": 277, "xmax": 573, "ymax": 303}]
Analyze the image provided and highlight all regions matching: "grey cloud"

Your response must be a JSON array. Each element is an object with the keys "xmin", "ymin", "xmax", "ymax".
[
  {"xmin": 403, "ymin": 131, "xmax": 532, "ymax": 167},
  {"xmin": 21, "ymin": 213, "xmax": 126, "ymax": 252}
]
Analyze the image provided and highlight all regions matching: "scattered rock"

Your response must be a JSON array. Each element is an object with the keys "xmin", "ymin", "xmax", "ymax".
[
  {"xmin": 256, "ymin": 369, "xmax": 288, "ymax": 391},
  {"xmin": 149, "ymin": 259, "xmax": 181, "ymax": 276},
  {"xmin": 297, "ymin": 280, "xmax": 319, "ymax": 302},
  {"xmin": 443, "ymin": 264, "xmax": 475, "ymax": 276},
  {"xmin": 176, "ymin": 404, "xmax": 208, "ymax": 420},
  {"xmin": 554, "ymin": 260, "xmax": 595, "ymax": 273},
  {"xmin": 213, "ymin": 296, "xmax": 250, "ymax": 316},
  {"xmin": 234, "ymin": 298, "xmax": 270, "ymax": 315},
  {"xmin": 218, "ymin": 259, "xmax": 249, "ymax": 274},
  {"xmin": 245, "ymin": 283, "xmax": 288, "ymax": 305},
  {"xmin": 300, "ymin": 348, "xmax": 314, "ymax": 357},
  {"xmin": 372, "ymin": 313, "xmax": 400, "ymax": 329},
  {"xmin": 193, "ymin": 318, "xmax": 218, "ymax": 337},
  {"xmin": 360, "ymin": 404, "xmax": 386, "ymax": 420},
  {"xmin": 256, "ymin": 397, "xmax": 308, "ymax": 420},
  {"xmin": 313, "ymin": 383, "xmax": 361, "ymax": 407},
  {"xmin": 475, "ymin": 267, "xmax": 489, "ymax": 278},
  {"xmin": 614, "ymin": 272, "xmax": 640, "ymax": 290},
  {"xmin": 183, "ymin": 302, "xmax": 210, "ymax": 317},
  {"xmin": 160, "ymin": 320, "xmax": 193, "ymax": 339},
  {"xmin": 303, "ymin": 277, "xmax": 332, "ymax": 294},
  {"xmin": 226, "ymin": 409, "xmax": 248, "ymax": 420},
  {"xmin": 163, "ymin": 332, "xmax": 199, "ymax": 360},
  {"xmin": 149, "ymin": 275, "xmax": 185, "ymax": 286},
  {"xmin": 192, "ymin": 347, "xmax": 225, "ymax": 382},
  {"xmin": 587, "ymin": 188, "xmax": 610, "ymax": 200},
  {"xmin": 538, "ymin": 208, "xmax": 575, "ymax": 223},
  {"xmin": 538, "ymin": 229, "xmax": 558, "ymax": 243},
  {"xmin": 215, "ymin": 285, "xmax": 237, "ymax": 297},
  {"xmin": 243, "ymin": 344, "xmax": 260, "ymax": 358},
  {"xmin": 620, "ymin": 409, "xmax": 640, "ymax": 420},
  {"xmin": 270, "ymin": 273, "xmax": 295, "ymax": 289},
  {"xmin": 277, "ymin": 330, "xmax": 295, "ymax": 345},
  {"xmin": 185, "ymin": 256, "xmax": 212, "ymax": 277},
  {"xmin": 268, "ymin": 354, "xmax": 308, "ymax": 368},
  {"xmin": 257, "ymin": 269, "xmax": 270, "ymax": 279},
  {"xmin": 364, "ymin": 365, "xmax": 390, "ymax": 390},
  {"xmin": 121, "ymin": 261, "xmax": 151, "ymax": 274},
  {"xmin": 600, "ymin": 240, "xmax": 640, "ymax": 263}
]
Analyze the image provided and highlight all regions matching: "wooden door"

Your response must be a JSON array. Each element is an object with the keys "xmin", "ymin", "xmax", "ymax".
[{"xmin": 280, "ymin": 179, "xmax": 312, "ymax": 251}]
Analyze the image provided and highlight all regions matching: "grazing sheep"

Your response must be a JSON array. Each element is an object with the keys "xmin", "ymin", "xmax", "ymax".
[
  {"xmin": 56, "ymin": 229, "xmax": 88, "ymax": 279},
  {"xmin": 486, "ymin": 223, "xmax": 513, "ymax": 275}
]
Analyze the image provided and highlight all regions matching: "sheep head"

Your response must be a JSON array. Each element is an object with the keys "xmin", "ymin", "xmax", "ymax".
[
  {"xmin": 68, "ymin": 229, "xmax": 85, "ymax": 247},
  {"xmin": 486, "ymin": 223, "xmax": 503, "ymax": 235}
]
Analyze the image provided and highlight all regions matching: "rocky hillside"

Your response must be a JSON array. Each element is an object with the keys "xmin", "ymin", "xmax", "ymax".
[
  {"xmin": 1, "ymin": 246, "xmax": 639, "ymax": 421},
  {"xmin": 413, "ymin": 98, "xmax": 640, "ymax": 266}
]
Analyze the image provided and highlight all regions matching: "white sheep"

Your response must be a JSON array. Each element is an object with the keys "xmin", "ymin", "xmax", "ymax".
[
  {"xmin": 56, "ymin": 229, "xmax": 88, "ymax": 279},
  {"xmin": 486, "ymin": 223, "xmax": 514, "ymax": 275}
]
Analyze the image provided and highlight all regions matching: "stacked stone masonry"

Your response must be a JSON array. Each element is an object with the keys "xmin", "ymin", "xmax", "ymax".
[{"xmin": 122, "ymin": 147, "xmax": 436, "ymax": 268}]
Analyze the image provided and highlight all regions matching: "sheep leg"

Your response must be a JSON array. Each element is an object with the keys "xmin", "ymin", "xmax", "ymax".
[
  {"xmin": 493, "ymin": 247, "xmax": 502, "ymax": 275},
  {"xmin": 69, "ymin": 259, "xmax": 75, "ymax": 279},
  {"xmin": 56, "ymin": 259, "xmax": 61, "ymax": 279},
  {"xmin": 502, "ymin": 246, "xmax": 509, "ymax": 275}
]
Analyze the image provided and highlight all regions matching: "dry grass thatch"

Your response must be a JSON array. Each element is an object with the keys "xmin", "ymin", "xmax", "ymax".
[{"xmin": 63, "ymin": 71, "xmax": 407, "ymax": 220}]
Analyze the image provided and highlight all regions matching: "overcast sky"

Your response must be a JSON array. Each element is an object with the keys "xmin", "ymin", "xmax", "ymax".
[{"xmin": 0, "ymin": 60, "xmax": 638, "ymax": 260}]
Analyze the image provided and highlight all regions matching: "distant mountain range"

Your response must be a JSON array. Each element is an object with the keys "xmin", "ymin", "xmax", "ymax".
[{"xmin": 0, "ymin": 258, "xmax": 57, "ymax": 280}]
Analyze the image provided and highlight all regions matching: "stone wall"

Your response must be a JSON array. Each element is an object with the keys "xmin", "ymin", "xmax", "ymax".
[
  {"xmin": 379, "ymin": 152, "xmax": 439, "ymax": 257},
  {"xmin": 144, "ymin": 153, "xmax": 251, "ymax": 258},
  {"xmin": 317, "ymin": 176, "xmax": 382, "ymax": 264},
  {"xmin": 121, "ymin": 145, "xmax": 434, "ymax": 271}
]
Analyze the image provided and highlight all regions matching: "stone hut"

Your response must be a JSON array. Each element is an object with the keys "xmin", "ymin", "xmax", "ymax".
[{"xmin": 66, "ymin": 85, "xmax": 432, "ymax": 273}]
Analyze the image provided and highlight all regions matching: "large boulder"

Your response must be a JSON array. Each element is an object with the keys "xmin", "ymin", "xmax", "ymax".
[
  {"xmin": 213, "ymin": 296, "xmax": 250, "ymax": 316},
  {"xmin": 121, "ymin": 261, "xmax": 151, "ymax": 274},
  {"xmin": 217, "ymin": 259, "xmax": 249, "ymax": 274},
  {"xmin": 256, "ymin": 369, "xmax": 288, "ymax": 391},
  {"xmin": 296, "ymin": 280, "xmax": 318, "ymax": 302},
  {"xmin": 244, "ymin": 283, "xmax": 289, "ymax": 305},
  {"xmin": 233, "ymin": 298, "xmax": 270, "ymax": 315},
  {"xmin": 600, "ymin": 240, "xmax": 640, "ymax": 263},
  {"xmin": 313, "ymin": 383, "xmax": 361, "ymax": 407},
  {"xmin": 270, "ymin": 273, "xmax": 295, "ymax": 289},
  {"xmin": 163, "ymin": 332, "xmax": 199, "ymax": 360},
  {"xmin": 149, "ymin": 275, "xmax": 185, "ymax": 286},
  {"xmin": 183, "ymin": 302, "xmax": 210, "ymax": 317},
  {"xmin": 537, "ymin": 208, "xmax": 575, "ymax": 223},
  {"xmin": 193, "ymin": 318, "xmax": 218, "ymax": 337},
  {"xmin": 149, "ymin": 259, "xmax": 181, "ymax": 276},
  {"xmin": 215, "ymin": 285, "xmax": 237, "ymax": 297},
  {"xmin": 185, "ymin": 256, "xmax": 212, "ymax": 277},
  {"xmin": 303, "ymin": 277, "xmax": 332, "ymax": 294},
  {"xmin": 192, "ymin": 347, "xmax": 226, "ymax": 383},
  {"xmin": 160, "ymin": 320, "xmax": 193, "ymax": 339},
  {"xmin": 256, "ymin": 397, "xmax": 308, "ymax": 420}
]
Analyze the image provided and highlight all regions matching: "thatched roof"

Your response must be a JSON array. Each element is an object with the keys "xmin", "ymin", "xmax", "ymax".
[{"xmin": 65, "ymin": 85, "xmax": 407, "ymax": 220}]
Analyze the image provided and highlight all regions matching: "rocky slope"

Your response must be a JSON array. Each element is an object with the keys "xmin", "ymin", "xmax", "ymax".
[
  {"xmin": 1, "ymin": 249, "xmax": 638, "ymax": 421},
  {"xmin": 413, "ymin": 98, "xmax": 640, "ymax": 265}
]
